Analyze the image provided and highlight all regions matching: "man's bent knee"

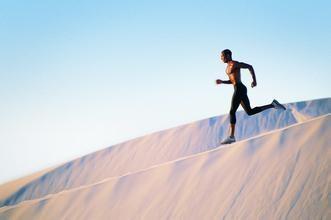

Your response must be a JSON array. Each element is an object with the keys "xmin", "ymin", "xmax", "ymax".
[{"xmin": 245, "ymin": 110, "xmax": 254, "ymax": 116}]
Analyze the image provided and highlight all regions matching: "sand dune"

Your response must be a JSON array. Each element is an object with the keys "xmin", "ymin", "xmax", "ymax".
[
  {"xmin": 0, "ymin": 98, "xmax": 330, "ymax": 219},
  {"xmin": 0, "ymin": 113, "xmax": 330, "ymax": 219},
  {"xmin": 1, "ymin": 98, "xmax": 330, "ymax": 209}
]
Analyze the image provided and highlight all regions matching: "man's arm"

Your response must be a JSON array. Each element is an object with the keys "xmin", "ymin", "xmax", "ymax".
[
  {"xmin": 235, "ymin": 62, "xmax": 257, "ymax": 87},
  {"xmin": 216, "ymin": 79, "xmax": 232, "ymax": 85}
]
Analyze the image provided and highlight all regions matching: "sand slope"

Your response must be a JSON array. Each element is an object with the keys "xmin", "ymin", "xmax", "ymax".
[
  {"xmin": 1, "ymin": 98, "xmax": 330, "ymax": 209},
  {"xmin": 0, "ymin": 114, "xmax": 330, "ymax": 219}
]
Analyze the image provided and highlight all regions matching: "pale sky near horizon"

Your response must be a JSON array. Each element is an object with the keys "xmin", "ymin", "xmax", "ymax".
[{"xmin": 0, "ymin": 0, "xmax": 330, "ymax": 184}]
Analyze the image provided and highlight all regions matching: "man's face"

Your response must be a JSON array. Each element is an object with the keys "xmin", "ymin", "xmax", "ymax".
[{"xmin": 221, "ymin": 53, "xmax": 226, "ymax": 63}]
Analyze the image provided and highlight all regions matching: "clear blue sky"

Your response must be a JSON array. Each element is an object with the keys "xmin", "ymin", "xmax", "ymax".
[{"xmin": 0, "ymin": 0, "xmax": 330, "ymax": 184}]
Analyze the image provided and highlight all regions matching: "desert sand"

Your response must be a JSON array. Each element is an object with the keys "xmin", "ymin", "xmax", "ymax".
[{"xmin": 0, "ymin": 98, "xmax": 330, "ymax": 219}]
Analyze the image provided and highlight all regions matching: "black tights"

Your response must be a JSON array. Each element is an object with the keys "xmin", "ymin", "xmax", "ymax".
[{"xmin": 230, "ymin": 83, "xmax": 273, "ymax": 124}]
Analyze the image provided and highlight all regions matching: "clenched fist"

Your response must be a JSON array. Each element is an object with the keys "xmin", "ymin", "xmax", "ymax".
[{"xmin": 216, "ymin": 79, "xmax": 222, "ymax": 84}]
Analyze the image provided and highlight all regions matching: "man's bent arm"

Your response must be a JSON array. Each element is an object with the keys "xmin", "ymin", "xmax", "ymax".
[
  {"xmin": 216, "ymin": 79, "xmax": 232, "ymax": 85},
  {"xmin": 221, "ymin": 80, "xmax": 232, "ymax": 84},
  {"xmin": 237, "ymin": 62, "xmax": 257, "ymax": 83}
]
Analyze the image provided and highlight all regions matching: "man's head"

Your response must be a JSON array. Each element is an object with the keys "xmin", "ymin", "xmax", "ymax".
[{"xmin": 221, "ymin": 49, "xmax": 232, "ymax": 63}]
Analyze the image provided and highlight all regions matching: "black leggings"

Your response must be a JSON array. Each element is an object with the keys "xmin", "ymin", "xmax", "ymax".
[{"xmin": 230, "ymin": 83, "xmax": 273, "ymax": 124}]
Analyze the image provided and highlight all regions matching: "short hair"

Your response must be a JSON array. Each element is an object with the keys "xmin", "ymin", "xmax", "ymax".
[{"xmin": 222, "ymin": 49, "xmax": 232, "ymax": 57}]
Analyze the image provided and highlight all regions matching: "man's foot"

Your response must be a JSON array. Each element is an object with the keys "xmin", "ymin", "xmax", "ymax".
[
  {"xmin": 221, "ymin": 136, "xmax": 236, "ymax": 145},
  {"xmin": 272, "ymin": 99, "xmax": 286, "ymax": 110}
]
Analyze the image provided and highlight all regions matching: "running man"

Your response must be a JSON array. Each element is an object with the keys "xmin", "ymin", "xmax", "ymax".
[{"xmin": 216, "ymin": 49, "xmax": 286, "ymax": 144}]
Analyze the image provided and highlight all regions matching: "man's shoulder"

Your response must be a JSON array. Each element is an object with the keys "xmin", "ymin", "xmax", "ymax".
[
  {"xmin": 230, "ymin": 60, "xmax": 241, "ymax": 68},
  {"xmin": 230, "ymin": 60, "xmax": 241, "ymax": 65}
]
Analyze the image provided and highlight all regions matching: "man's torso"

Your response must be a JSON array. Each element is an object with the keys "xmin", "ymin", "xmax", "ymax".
[{"xmin": 226, "ymin": 60, "xmax": 242, "ymax": 85}]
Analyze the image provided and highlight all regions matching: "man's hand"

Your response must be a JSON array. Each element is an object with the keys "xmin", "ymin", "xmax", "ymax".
[
  {"xmin": 251, "ymin": 81, "xmax": 257, "ymax": 88},
  {"xmin": 216, "ymin": 79, "xmax": 222, "ymax": 85}
]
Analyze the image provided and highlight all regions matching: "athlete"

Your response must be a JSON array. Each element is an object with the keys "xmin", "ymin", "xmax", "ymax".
[{"xmin": 216, "ymin": 49, "xmax": 286, "ymax": 144}]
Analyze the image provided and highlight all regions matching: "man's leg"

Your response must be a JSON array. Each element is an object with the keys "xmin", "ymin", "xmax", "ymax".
[
  {"xmin": 230, "ymin": 123, "xmax": 235, "ymax": 137},
  {"xmin": 240, "ymin": 94, "xmax": 273, "ymax": 116},
  {"xmin": 221, "ymin": 95, "xmax": 240, "ymax": 144},
  {"xmin": 229, "ymin": 91, "xmax": 241, "ymax": 137}
]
